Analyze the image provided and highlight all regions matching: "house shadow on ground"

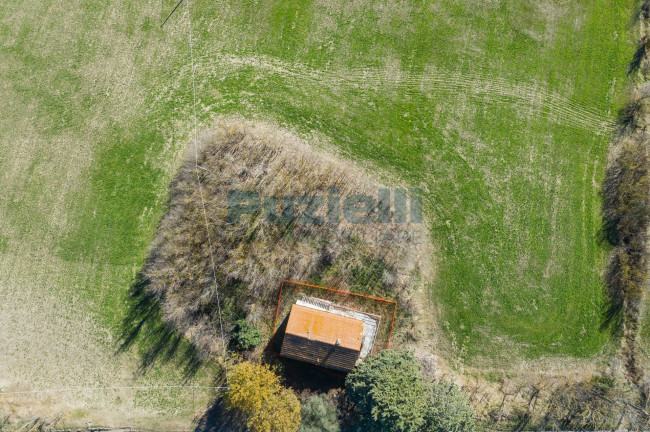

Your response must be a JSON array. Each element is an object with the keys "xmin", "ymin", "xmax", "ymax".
[{"xmin": 264, "ymin": 314, "xmax": 347, "ymax": 393}]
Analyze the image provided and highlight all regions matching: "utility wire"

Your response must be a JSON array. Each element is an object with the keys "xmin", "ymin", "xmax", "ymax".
[
  {"xmin": 160, "ymin": 0, "xmax": 184, "ymax": 28},
  {"xmin": 184, "ymin": 0, "xmax": 230, "ymax": 381},
  {"xmin": 0, "ymin": 386, "xmax": 227, "ymax": 396}
]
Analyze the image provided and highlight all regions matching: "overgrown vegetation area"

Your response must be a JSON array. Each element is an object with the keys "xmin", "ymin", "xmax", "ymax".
[
  {"xmin": 460, "ymin": 371, "xmax": 650, "ymax": 430},
  {"xmin": 0, "ymin": 414, "xmax": 62, "ymax": 432},
  {"xmin": 603, "ymin": 135, "xmax": 650, "ymax": 383},
  {"xmin": 143, "ymin": 122, "xmax": 426, "ymax": 356}
]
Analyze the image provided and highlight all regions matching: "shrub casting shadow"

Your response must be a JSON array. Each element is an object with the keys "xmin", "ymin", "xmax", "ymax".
[
  {"xmin": 599, "ymin": 251, "xmax": 625, "ymax": 335},
  {"xmin": 598, "ymin": 157, "xmax": 625, "ymax": 336},
  {"xmin": 116, "ymin": 271, "xmax": 204, "ymax": 379}
]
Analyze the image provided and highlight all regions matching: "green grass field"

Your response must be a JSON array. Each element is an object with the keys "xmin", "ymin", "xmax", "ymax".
[{"xmin": 0, "ymin": 0, "xmax": 637, "ymax": 426}]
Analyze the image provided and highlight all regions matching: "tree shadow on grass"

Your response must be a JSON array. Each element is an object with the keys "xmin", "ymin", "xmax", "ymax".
[
  {"xmin": 194, "ymin": 397, "xmax": 247, "ymax": 432},
  {"xmin": 116, "ymin": 271, "xmax": 204, "ymax": 380},
  {"xmin": 627, "ymin": 42, "xmax": 647, "ymax": 77},
  {"xmin": 599, "ymin": 249, "xmax": 625, "ymax": 337},
  {"xmin": 598, "ymin": 237, "xmax": 624, "ymax": 338},
  {"xmin": 600, "ymin": 295, "xmax": 624, "ymax": 337}
]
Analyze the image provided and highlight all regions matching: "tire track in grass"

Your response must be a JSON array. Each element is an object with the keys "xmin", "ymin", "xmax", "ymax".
[{"xmin": 171, "ymin": 53, "xmax": 615, "ymax": 135}]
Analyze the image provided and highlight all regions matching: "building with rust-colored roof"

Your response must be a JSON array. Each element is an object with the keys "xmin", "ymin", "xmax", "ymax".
[{"xmin": 280, "ymin": 300, "xmax": 377, "ymax": 372}]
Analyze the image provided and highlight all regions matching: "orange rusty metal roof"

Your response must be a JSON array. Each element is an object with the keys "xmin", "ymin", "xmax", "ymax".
[{"xmin": 285, "ymin": 304, "xmax": 363, "ymax": 351}]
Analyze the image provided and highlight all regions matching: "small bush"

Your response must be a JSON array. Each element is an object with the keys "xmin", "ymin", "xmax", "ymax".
[
  {"xmin": 231, "ymin": 319, "xmax": 263, "ymax": 350},
  {"xmin": 299, "ymin": 394, "xmax": 340, "ymax": 432}
]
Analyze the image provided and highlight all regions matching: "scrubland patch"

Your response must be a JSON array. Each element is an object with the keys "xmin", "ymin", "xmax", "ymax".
[{"xmin": 143, "ymin": 120, "xmax": 432, "ymax": 357}]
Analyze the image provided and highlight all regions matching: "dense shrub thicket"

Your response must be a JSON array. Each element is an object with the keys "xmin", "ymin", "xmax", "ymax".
[
  {"xmin": 143, "ymin": 122, "xmax": 424, "ymax": 356},
  {"xmin": 603, "ymin": 138, "xmax": 650, "ymax": 304},
  {"xmin": 425, "ymin": 381, "xmax": 476, "ymax": 432},
  {"xmin": 345, "ymin": 350, "xmax": 474, "ymax": 432},
  {"xmin": 536, "ymin": 376, "xmax": 628, "ymax": 431}
]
